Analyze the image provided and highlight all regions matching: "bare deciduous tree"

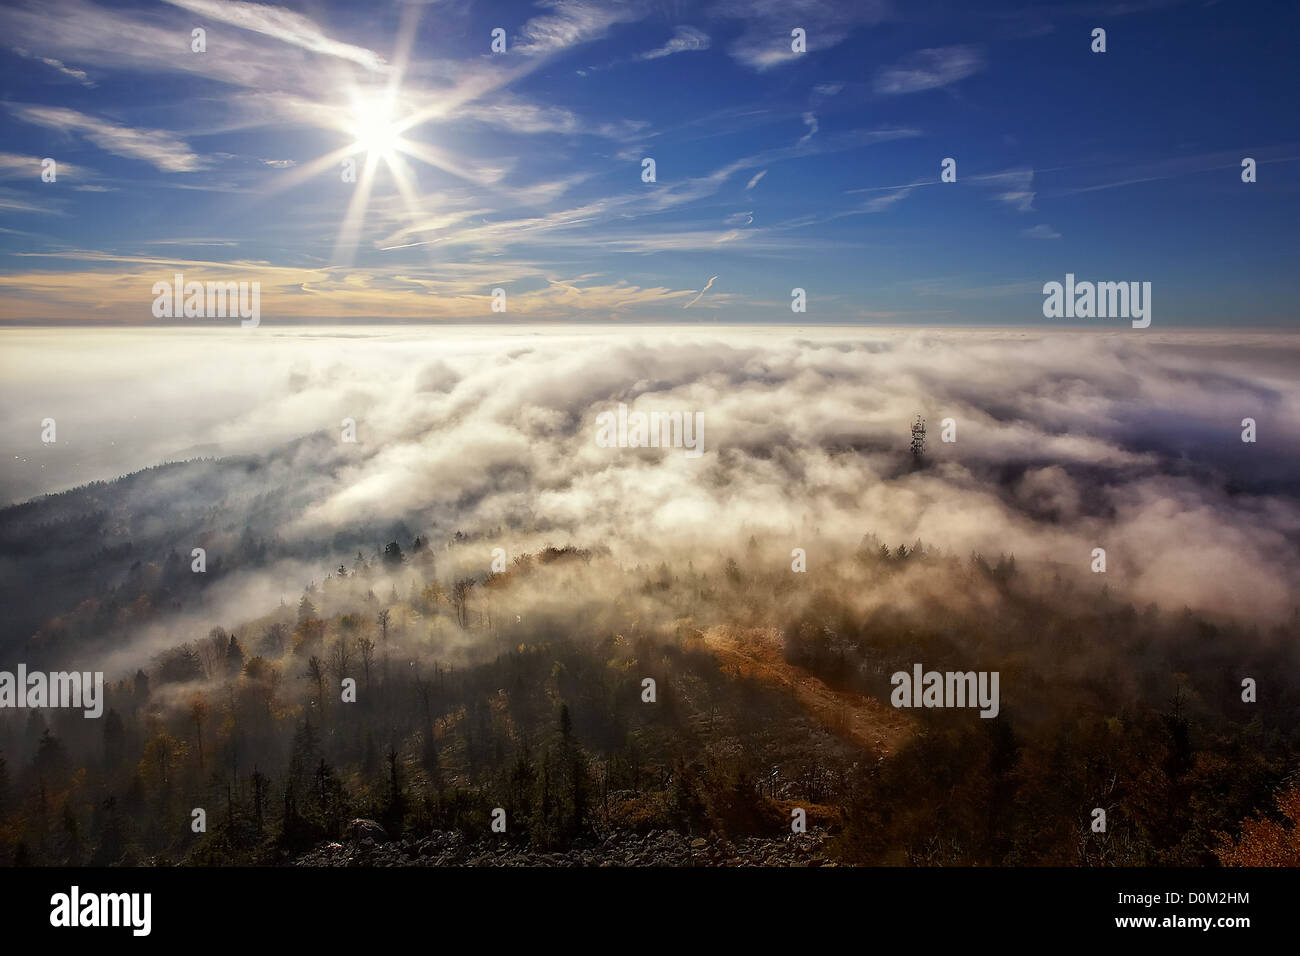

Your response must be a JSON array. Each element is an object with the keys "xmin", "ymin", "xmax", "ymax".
[
  {"xmin": 187, "ymin": 693, "xmax": 208, "ymax": 770},
  {"xmin": 451, "ymin": 578, "xmax": 476, "ymax": 628},
  {"xmin": 303, "ymin": 656, "xmax": 325, "ymax": 711},
  {"xmin": 358, "ymin": 636, "xmax": 376, "ymax": 690}
]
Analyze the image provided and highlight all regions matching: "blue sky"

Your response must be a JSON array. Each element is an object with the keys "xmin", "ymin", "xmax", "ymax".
[{"xmin": 0, "ymin": 0, "xmax": 1296, "ymax": 325}]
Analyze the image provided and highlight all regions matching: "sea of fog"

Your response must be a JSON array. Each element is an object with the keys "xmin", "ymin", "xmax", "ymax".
[{"xmin": 1, "ymin": 324, "xmax": 1298, "ymax": 622}]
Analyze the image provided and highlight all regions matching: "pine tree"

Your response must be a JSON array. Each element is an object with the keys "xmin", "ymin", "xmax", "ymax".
[
  {"xmin": 289, "ymin": 719, "xmax": 321, "ymax": 783},
  {"xmin": 226, "ymin": 634, "xmax": 245, "ymax": 676},
  {"xmin": 383, "ymin": 748, "xmax": 406, "ymax": 838}
]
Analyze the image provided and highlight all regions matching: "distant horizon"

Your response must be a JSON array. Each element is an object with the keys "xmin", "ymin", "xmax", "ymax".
[
  {"xmin": 3, "ymin": 320, "xmax": 1299, "ymax": 330},
  {"xmin": 4, "ymin": 322, "xmax": 1296, "ymax": 507}
]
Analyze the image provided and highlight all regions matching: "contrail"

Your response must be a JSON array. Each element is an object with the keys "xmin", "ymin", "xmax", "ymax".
[{"xmin": 683, "ymin": 274, "xmax": 718, "ymax": 309}]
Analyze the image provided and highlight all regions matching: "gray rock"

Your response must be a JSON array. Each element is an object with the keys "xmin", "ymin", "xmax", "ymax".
[{"xmin": 347, "ymin": 818, "xmax": 390, "ymax": 844}]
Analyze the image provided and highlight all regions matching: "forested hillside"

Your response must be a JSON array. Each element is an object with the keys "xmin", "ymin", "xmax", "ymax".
[{"xmin": 2, "ymin": 512, "xmax": 1296, "ymax": 866}]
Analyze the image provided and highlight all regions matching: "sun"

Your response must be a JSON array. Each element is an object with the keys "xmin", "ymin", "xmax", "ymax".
[
  {"xmin": 254, "ymin": 2, "xmax": 500, "ymax": 266},
  {"xmin": 251, "ymin": 2, "xmax": 542, "ymax": 266},
  {"xmin": 255, "ymin": 1, "xmax": 490, "ymax": 267},
  {"xmin": 346, "ymin": 90, "xmax": 401, "ymax": 160}
]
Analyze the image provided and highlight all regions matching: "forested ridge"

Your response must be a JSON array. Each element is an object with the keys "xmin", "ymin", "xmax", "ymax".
[{"xmin": 2, "ymin": 526, "xmax": 1297, "ymax": 866}]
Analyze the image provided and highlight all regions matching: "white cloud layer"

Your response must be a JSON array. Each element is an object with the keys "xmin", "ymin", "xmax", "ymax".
[{"xmin": 2, "ymin": 326, "xmax": 1298, "ymax": 626}]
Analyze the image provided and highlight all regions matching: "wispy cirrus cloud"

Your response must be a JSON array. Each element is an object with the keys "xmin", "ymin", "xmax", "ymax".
[
  {"xmin": 874, "ymin": 45, "xmax": 985, "ymax": 95},
  {"xmin": 575, "ymin": 23, "xmax": 709, "ymax": 74},
  {"xmin": 851, "ymin": 166, "xmax": 1035, "ymax": 216},
  {"xmin": 860, "ymin": 186, "xmax": 916, "ymax": 212},
  {"xmin": 369, "ymin": 126, "xmax": 922, "ymax": 258},
  {"xmin": 0, "ymin": 0, "xmax": 342, "ymax": 96},
  {"xmin": 515, "ymin": 0, "xmax": 644, "ymax": 56},
  {"xmin": 796, "ymin": 112, "xmax": 819, "ymax": 147},
  {"xmin": 712, "ymin": 0, "xmax": 888, "ymax": 71},
  {"xmin": 460, "ymin": 98, "xmax": 584, "ymax": 135},
  {"xmin": 160, "ymin": 0, "xmax": 390, "ymax": 72},
  {"xmin": 9, "ymin": 105, "xmax": 204, "ymax": 172},
  {"xmin": 0, "ymin": 252, "xmax": 706, "ymax": 322},
  {"xmin": 1043, "ymin": 148, "xmax": 1300, "ymax": 197},
  {"xmin": 971, "ymin": 167, "xmax": 1036, "ymax": 212},
  {"xmin": 455, "ymin": 96, "xmax": 648, "ymax": 141},
  {"xmin": 13, "ymin": 47, "xmax": 94, "ymax": 86},
  {"xmin": 640, "ymin": 25, "xmax": 710, "ymax": 60},
  {"xmin": 0, "ymin": 152, "xmax": 88, "ymax": 181},
  {"xmin": 0, "ymin": 188, "xmax": 61, "ymax": 215},
  {"xmin": 834, "ymin": 179, "xmax": 935, "ymax": 219}
]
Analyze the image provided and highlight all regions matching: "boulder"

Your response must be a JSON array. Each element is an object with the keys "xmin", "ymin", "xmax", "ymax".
[{"xmin": 347, "ymin": 818, "xmax": 390, "ymax": 844}]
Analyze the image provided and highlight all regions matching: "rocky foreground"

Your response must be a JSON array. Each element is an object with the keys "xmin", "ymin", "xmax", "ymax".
[{"xmin": 293, "ymin": 821, "xmax": 838, "ymax": 867}]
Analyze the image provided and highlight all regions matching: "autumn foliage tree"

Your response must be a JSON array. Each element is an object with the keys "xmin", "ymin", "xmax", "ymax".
[{"xmin": 1216, "ymin": 784, "xmax": 1300, "ymax": 866}]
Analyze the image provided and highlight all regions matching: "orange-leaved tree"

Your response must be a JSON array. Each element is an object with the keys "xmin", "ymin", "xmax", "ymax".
[{"xmin": 1216, "ymin": 784, "xmax": 1300, "ymax": 866}]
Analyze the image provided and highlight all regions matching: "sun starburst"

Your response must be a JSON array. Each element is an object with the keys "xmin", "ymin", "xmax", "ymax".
[{"xmin": 346, "ymin": 89, "xmax": 402, "ymax": 161}]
